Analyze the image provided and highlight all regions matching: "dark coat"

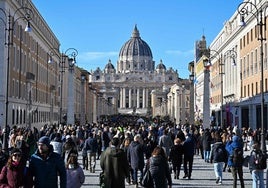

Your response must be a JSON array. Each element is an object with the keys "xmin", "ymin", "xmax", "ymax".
[
  {"xmin": 29, "ymin": 148, "xmax": 66, "ymax": 188},
  {"xmin": 210, "ymin": 141, "xmax": 227, "ymax": 163},
  {"xmin": 100, "ymin": 146, "xmax": 129, "ymax": 188},
  {"xmin": 202, "ymin": 130, "xmax": 212, "ymax": 151},
  {"xmin": 169, "ymin": 144, "xmax": 183, "ymax": 165},
  {"xmin": 127, "ymin": 141, "xmax": 145, "ymax": 170},
  {"xmin": 149, "ymin": 155, "xmax": 172, "ymax": 188},
  {"xmin": 85, "ymin": 137, "xmax": 98, "ymax": 153},
  {"xmin": 183, "ymin": 134, "xmax": 195, "ymax": 157}
]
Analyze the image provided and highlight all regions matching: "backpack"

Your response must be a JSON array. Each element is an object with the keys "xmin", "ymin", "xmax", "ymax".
[
  {"xmin": 214, "ymin": 144, "xmax": 228, "ymax": 162},
  {"xmin": 231, "ymin": 147, "xmax": 244, "ymax": 166},
  {"xmin": 253, "ymin": 150, "xmax": 267, "ymax": 170}
]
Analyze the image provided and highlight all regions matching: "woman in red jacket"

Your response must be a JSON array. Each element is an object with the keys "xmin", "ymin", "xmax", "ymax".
[{"xmin": 0, "ymin": 148, "xmax": 25, "ymax": 188}]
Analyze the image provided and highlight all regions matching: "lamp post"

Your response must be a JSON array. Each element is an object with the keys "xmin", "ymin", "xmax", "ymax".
[
  {"xmin": 80, "ymin": 74, "xmax": 86, "ymax": 126},
  {"xmin": 203, "ymin": 57, "xmax": 212, "ymax": 129},
  {"xmin": 48, "ymin": 48, "xmax": 78, "ymax": 125},
  {"xmin": 188, "ymin": 61, "xmax": 195, "ymax": 125},
  {"xmin": 237, "ymin": 1, "xmax": 267, "ymax": 152},
  {"xmin": 0, "ymin": 7, "xmax": 32, "ymax": 151}
]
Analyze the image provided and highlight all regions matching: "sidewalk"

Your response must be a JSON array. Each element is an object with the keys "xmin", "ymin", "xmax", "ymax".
[{"xmin": 80, "ymin": 152, "xmax": 256, "ymax": 188}]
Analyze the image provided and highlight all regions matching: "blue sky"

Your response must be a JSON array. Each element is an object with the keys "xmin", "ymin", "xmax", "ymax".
[{"xmin": 32, "ymin": 0, "xmax": 242, "ymax": 79}]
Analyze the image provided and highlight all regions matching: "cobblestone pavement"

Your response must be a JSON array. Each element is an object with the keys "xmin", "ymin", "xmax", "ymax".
[{"xmin": 80, "ymin": 151, "xmax": 259, "ymax": 188}]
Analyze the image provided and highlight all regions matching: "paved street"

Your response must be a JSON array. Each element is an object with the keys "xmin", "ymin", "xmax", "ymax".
[{"xmin": 79, "ymin": 151, "xmax": 258, "ymax": 188}]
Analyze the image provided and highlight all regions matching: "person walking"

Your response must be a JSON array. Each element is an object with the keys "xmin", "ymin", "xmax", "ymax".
[
  {"xmin": 100, "ymin": 137, "xmax": 129, "ymax": 188},
  {"xmin": 28, "ymin": 136, "xmax": 66, "ymax": 188},
  {"xmin": 169, "ymin": 138, "xmax": 183, "ymax": 179},
  {"xmin": 182, "ymin": 130, "xmax": 195, "ymax": 179},
  {"xmin": 248, "ymin": 141, "xmax": 265, "ymax": 188},
  {"xmin": 159, "ymin": 129, "xmax": 173, "ymax": 158},
  {"xmin": 84, "ymin": 132, "xmax": 98, "ymax": 173},
  {"xmin": 63, "ymin": 135, "xmax": 78, "ymax": 164},
  {"xmin": 50, "ymin": 132, "xmax": 63, "ymax": 156},
  {"xmin": 149, "ymin": 146, "xmax": 172, "ymax": 188},
  {"xmin": 210, "ymin": 132, "xmax": 228, "ymax": 185},
  {"xmin": 202, "ymin": 128, "xmax": 212, "ymax": 163},
  {"xmin": 127, "ymin": 134, "xmax": 145, "ymax": 187},
  {"xmin": 0, "ymin": 148, "xmax": 25, "ymax": 187},
  {"xmin": 66, "ymin": 152, "xmax": 85, "ymax": 188},
  {"xmin": 226, "ymin": 134, "xmax": 245, "ymax": 188}
]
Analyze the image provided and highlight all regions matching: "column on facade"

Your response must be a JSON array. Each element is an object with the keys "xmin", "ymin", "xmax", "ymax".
[
  {"xmin": 120, "ymin": 88, "xmax": 123, "ymax": 108},
  {"xmin": 142, "ymin": 88, "xmax": 146, "ymax": 108},
  {"xmin": 122, "ymin": 87, "xmax": 126, "ymax": 108},
  {"xmin": 137, "ymin": 88, "xmax": 140, "ymax": 108},
  {"xmin": 145, "ymin": 89, "xmax": 149, "ymax": 108},
  {"xmin": 129, "ymin": 88, "xmax": 132, "ymax": 108},
  {"xmin": 67, "ymin": 70, "xmax": 75, "ymax": 125}
]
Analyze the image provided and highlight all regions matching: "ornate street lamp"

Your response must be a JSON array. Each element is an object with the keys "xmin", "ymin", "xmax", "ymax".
[
  {"xmin": 188, "ymin": 61, "xmax": 195, "ymax": 125},
  {"xmin": 237, "ymin": 1, "xmax": 267, "ymax": 152},
  {"xmin": 203, "ymin": 57, "xmax": 212, "ymax": 128},
  {"xmin": 0, "ymin": 7, "xmax": 33, "ymax": 151},
  {"xmin": 48, "ymin": 48, "xmax": 78, "ymax": 125}
]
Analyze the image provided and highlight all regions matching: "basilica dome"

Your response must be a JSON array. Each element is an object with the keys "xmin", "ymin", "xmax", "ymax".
[
  {"xmin": 117, "ymin": 25, "xmax": 154, "ymax": 72},
  {"xmin": 119, "ymin": 25, "xmax": 152, "ymax": 59}
]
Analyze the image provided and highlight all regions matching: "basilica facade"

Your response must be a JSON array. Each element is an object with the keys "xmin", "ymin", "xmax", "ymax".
[{"xmin": 89, "ymin": 25, "xmax": 180, "ymax": 117}]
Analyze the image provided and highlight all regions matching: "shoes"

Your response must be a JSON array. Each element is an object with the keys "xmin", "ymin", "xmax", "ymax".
[
  {"xmin": 188, "ymin": 176, "xmax": 191, "ymax": 180},
  {"xmin": 227, "ymin": 168, "xmax": 231, "ymax": 173},
  {"xmin": 218, "ymin": 181, "xmax": 222, "ymax": 185},
  {"xmin": 216, "ymin": 177, "xmax": 220, "ymax": 184},
  {"xmin": 183, "ymin": 174, "xmax": 188, "ymax": 179}
]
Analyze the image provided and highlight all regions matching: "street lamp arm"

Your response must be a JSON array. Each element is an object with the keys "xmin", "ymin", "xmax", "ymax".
[
  {"xmin": 208, "ymin": 49, "xmax": 221, "ymax": 61},
  {"xmin": 224, "ymin": 49, "xmax": 237, "ymax": 66},
  {"xmin": 64, "ymin": 48, "xmax": 78, "ymax": 59},
  {"xmin": 238, "ymin": 1, "xmax": 259, "ymax": 20}
]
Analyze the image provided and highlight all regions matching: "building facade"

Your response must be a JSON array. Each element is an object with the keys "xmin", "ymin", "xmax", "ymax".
[
  {"xmin": 0, "ymin": 0, "xmax": 87, "ymax": 129},
  {"xmin": 195, "ymin": 0, "xmax": 268, "ymax": 130},
  {"xmin": 89, "ymin": 25, "xmax": 183, "ymax": 122}
]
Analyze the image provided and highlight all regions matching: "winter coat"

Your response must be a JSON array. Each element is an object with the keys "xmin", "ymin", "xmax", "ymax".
[
  {"xmin": 100, "ymin": 146, "xmax": 129, "ymax": 188},
  {"xmin": 0, "ymin": 163, "xmax": 25, "ymax": 188},
  {"xmin": 149, "ymin": 155, "xmax": 172, "ymax": 188},
  {"xmin": 85, "ymin": 137, "xmax": 98, "ymax": 153},
  {"xmin": 225, "ymin": 135, "xmax": 243, "ymax": 167},
  {"xmin": 248, "ymin": 149, "xmax": 265, "ymax": 172},
  {"xmin": 28, "ymin": 148, "xmax": 67, "ymax": 188},
  {"xmin": 50, "ymin": 140, "xmax": 63, "ymax": 156},
  {"xmin": 127, "ymin": 141, "xmax": 145, "ymax": 170},
  {"xmin": 159, "ymin": 135, "xmax": 173, "ymax": 157},
  {"xmin": 210, "ymin": 141, "xmax": 227, "ymax": 163},
  {"xmin": 66, "ymin": 166, "xmax": 85, "ymax": 188},
  {"xmin": 183, "ymin": 134, "xmax": 195, "ymax": 157},
  {"xmin": 202, "ymin": 130, "xmax": 212, "ymax": 151},
  {"xmin": 169, "ymin": 144, "xmax": 183, "ymax": 165}
]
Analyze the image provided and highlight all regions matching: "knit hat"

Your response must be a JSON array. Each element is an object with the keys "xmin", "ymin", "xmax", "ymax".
[
  {"xmin": 38, "ymin": 136, "xmax": 50, "ymax": 147},
  {"xmin": 10, "ymin": 148, "xmax": 22, "ymax": 156}
]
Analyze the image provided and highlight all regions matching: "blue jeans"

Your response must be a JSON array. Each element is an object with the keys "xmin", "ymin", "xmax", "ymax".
[
  {"xmin": 252, "ymin": 170, "xmax": 264, "ymax": 188},
  {"xmin": 204, "ymin": 150, "xmax": 210, "ymax": 162},
  {"xmin": 132, "ymin": 168, "xmax": 143, "ymax": 184},
  {"xmin": 214, "ymin": 162, "xmax": 224, "ymax": 182}
]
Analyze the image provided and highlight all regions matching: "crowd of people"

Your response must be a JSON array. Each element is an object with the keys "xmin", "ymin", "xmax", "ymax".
[{"xmin": 0, "ymin": 120, "xmax": 266, "ymax": 188}]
